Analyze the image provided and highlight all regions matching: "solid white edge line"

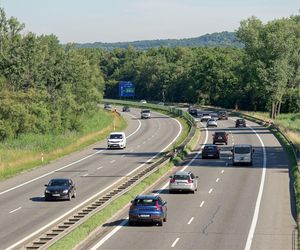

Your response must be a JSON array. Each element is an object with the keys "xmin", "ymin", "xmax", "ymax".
[
  {"xmin": 244, "ymin": 125, "xmax": 267, "ymax": 250},
  {"xmin": 0, "ymin": 113, "xmax": 142, "ymax": 197},
  {"xmin": 171, "ymin": 238, "xmax": 180, "ymax": 248},
  {"xmin": 187, "ymin": 217, "xmax": 194, "ymax": 225},
  {"xmin": 200, "ymin": 201, "xmax": 205, "ymax": 207},
  {"xmin": 9, "ymin": 207, "xmax": 22, "ymax": 214},
  {"xmin": 8, "ymin": 112, "xmax": 182, "ymax": 250},
  {"xmin": 90, "ymin": 116, "xmax": 209, "ymax": 250}
]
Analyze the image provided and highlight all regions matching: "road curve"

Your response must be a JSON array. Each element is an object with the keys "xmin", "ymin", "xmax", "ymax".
[
  {"xmin": 0, "ymin": 107, "xmax": 182, "ymax": 249},
  {"xmin": 89, "ymin": 116, "xmax": 297, "ymax": 250}
]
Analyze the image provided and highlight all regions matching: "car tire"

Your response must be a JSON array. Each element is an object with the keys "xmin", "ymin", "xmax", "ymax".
[
  {"xmin": 72, "ymin": 190, "xmax": 76, "ymax": 198},
  {"xmin": 158, "ymin": 219, "xmax": 163, "ymax": 226},
  {"xmin": 163, "ymin": 214, "xmax": 167, "ymax": 222},
  {"xmin": 68, "ymin": 193, "xmax": 72, "ymax": 201},
  {"xmin": 128, "ymin": 220, "xmax": 134, "ymax": 226}
]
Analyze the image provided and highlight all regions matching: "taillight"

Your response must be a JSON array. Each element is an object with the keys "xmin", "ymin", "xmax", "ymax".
[
  {"xmin": 188, "ymin": 179, "xmax": 193, "ymax": 183},
  {"xmin": 170, "ymin": 178, "xmax": 175, "ymax": 183},
  {"xmin": 155, "ymin": 201, "xmax": 161, "ymax": 210}
]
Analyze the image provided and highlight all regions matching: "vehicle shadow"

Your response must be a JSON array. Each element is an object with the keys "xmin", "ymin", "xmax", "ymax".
[
  {"xmin": 30, "ymin": 197, "xmax": 45, "ymax": 202},
  {"xmin": 103, "ymin": 219, "xmax": 159, "ymax": 227}
]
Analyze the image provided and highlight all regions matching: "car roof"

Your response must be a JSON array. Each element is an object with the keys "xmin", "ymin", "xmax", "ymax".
[
  {"xmin": 49, "ymin": 178, "xmax": 71, "ymax": 182},
  {"xmin": 204, "ymin": 144, "xmax": 217, "ymax": 147},
  {"xmin": 174, "ymin": 171, "xmax": 191, "ymax": 175},
  {"xmin": 135, "ymin": 195, "xmax": 159, "ymax": 200},
  {"xmin": 233, "ymin": 144, "xmax": 252, "ymax": 147}
]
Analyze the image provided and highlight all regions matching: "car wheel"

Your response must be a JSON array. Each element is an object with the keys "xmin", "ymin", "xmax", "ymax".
[
  {"xmin": 72, "ymin": 190, "xmax": 76, "ymax": 198},
  {"xmin": 158, "ymin": 219, "xmax": 163, "ymax": 226},
  {"xmin": 169, "ymin": 190, "xmax": 173, "ymax": 194},
  {"xmin": 191, "ymin": 189, "xmax": 195, "ymax": 194},
  {"xmin": 163, "ymin": 213, "xmax": 167, "ymax": 222},
  {"xmin": 45, "ymin": 197, "xmax": 50, "ymax": 201},
  {"xmin": 128, "ymin": 220, "xmax": 134, "ymax": 226},
  {"xmin": 68, "ymin": 193, "xmax": 72, "ymax": 201}
]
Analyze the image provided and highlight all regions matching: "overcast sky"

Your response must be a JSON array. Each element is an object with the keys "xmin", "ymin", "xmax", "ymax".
[{"xmin": 1, "ymin": 0, "xmax": 299, "ymax": 43}]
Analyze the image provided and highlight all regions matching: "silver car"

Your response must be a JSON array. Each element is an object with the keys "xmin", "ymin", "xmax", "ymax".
[{"xmin": 169, "ymin": 171, "xmax": 198, "ymax": 193}]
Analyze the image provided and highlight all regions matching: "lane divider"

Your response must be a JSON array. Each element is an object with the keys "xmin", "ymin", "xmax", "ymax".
[
  {"xmin": 200, "ymin": 201, "xmax": 205, "ymax": 207},
  {"xmin": 171, "ymin": 238, "xmax": 180, "ymax": 248},
  {"xmin": 208, "ymin": 188, "xmax": 213, "ymax": 194},
  {"xmin": 9, "ymin": 207, "xmax": 22, "ymax": 214},
  {"xmin": 187, "ymin": 217, "xmax": 194, "ymax": 225}
]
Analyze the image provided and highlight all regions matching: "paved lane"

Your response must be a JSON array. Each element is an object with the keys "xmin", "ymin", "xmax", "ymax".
[
  {"xmin": 92, "ymin": 116, "xmax": 296, "ymax": 250},
  {"xmin": 0, "ymin": 108, "xmax": 182, "ymax": 249}
]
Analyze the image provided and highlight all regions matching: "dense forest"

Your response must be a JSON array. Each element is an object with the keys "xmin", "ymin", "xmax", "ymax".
[
  {"xmin": 0, "ymin": 8, "xmax": 299, "ymax": 141},
  {"xmin": 0, "ymin": 9, "xmax": 105, "ymax": 141},
  {"xmin": 75, "ymin": 31, "xmax": 243, "ymax": 50}
]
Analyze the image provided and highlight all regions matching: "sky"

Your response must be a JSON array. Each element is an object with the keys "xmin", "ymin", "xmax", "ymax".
[{"xmin": 1, "ymin": 0, "xmax": 299, "ymax": 44}]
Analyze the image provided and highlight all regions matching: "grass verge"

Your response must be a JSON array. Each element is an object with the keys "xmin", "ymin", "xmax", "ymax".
[
  {"xmin": 0, "ymin": 110, "xmax": 126, "ymax": 180},
  {"xmin": 48, "ymin": 113, "xmax": 198, "ymax": 250}
]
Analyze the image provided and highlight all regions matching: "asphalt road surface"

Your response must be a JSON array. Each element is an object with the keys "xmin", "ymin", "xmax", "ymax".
[
  {"xmin": 89, "ymin": 117, "xmax": 297, "ymax": 250},
  {"xmin": 0, "ymin": 108, "xmax": 182, "ymax": 249}
]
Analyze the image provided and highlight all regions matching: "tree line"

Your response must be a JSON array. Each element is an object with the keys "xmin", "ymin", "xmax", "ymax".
[
  {"xmin": 0, "ymin": 9, "xmax": 105, "ymax": 141},
  {"xmin": 0, "ymin": 9, "xmax": 299, "ymax": 141},
  {"xmin": 98, "ymin": 15, "xmax": 299, "ymax": 118}
]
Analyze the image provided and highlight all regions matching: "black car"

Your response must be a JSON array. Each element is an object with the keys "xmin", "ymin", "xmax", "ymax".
[
  {"xmin": 44, "ymin": 178, "xmax": 76, "ymax": 201},
  {"xmin": 188, "ymin": 106, "xmax": 198, "ymax": 117},
  {"xmin": 122, "ymin": 106, "xmax": 130, "ymax": 112},
  {"xmin": 213, "ymin": 131, "xmax": 228, "ymax": 145},
  {"xmin": 202, "ymin": 144, "xmax": 220, "ymax": 159},
  {"xmin": 235, "ymin": 118, "xmax": 246, "ymax": 127}
]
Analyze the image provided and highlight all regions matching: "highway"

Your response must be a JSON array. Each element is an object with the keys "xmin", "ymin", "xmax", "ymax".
[
  {"xmin": 0, "ymin": 108, "xmax": 182, "ymax": 249},
  {"xmin": 89, "ymin": 116, "xmax": 297, "ymax": 250}
]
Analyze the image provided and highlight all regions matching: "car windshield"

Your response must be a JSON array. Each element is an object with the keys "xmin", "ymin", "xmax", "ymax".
[
  {"xmin": 204, "ymin": 146, "xmax": 217, "ymax": 150},
  {"xmin": 142, "ymin": 110, "xmax": 150, "ymax": 113},
  {"xmin": 135, "ymin": 198, "xmax": 156, "ymax": 206},
  {"xmin": 234, "ymin": 147, "xmax": 251, "ymax": 154},
  {"xmin": 110, "ymin": 134, "xmax": 123, "ymax": 139},
  {"xmin": 49, "ymin": 180, "xmax": 69, "ymax": 186},
  {"xmin": 215, "ymin": 132, "xmax": 225, "ymax": 136},
  {"xmin": 174, "ymin": 175, "xmax": 189, "ymax": 180}
]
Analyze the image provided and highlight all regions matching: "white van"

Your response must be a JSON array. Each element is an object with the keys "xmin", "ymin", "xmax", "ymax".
[
  {"xmin": 107, "ymin": 132, "xmax": 126, "ymax": 149},
  {"xmin": 232, "ymin": 144, "xmax": 254, "ymax": 166}
]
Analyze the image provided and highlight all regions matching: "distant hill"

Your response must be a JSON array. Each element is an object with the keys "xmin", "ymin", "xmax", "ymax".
[{"xmin": 74, "ymin": 31, "xmax": 243, "ymax": 50}]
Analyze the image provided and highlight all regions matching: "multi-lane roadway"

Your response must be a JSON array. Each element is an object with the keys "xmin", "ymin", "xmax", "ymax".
[
  {"xmin": 88, "ymin": 116, "xmax": 297, "ymax": 250},
  {"xmin": 0, "ymin": 108, "xmax": 182, "ymax": 249}
]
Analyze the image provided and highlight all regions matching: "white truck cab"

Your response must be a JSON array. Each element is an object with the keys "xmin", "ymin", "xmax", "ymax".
[
  {"xmin": 232, "ymin": 144, "xmax": 254, "ymax": 166},
  {"xmin": 107, "ymin": 132, "xmax": 126, "ymax": 149}
]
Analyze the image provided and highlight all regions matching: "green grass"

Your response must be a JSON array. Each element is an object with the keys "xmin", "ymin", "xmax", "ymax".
[
  {"xmin": 0, "ymin": 109, "xmax": 126, "ymax": 180},
  {"xmin": 240, "ymin": 111, "xmax": 300, "ymax": 151}
]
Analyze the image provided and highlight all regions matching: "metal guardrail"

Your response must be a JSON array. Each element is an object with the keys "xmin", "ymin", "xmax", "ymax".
[{"xmin": 22, "ymin": 100, "xmax": 196, "ymax": 249}]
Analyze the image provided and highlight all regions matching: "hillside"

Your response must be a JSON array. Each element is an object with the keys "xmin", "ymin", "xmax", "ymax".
[{"xmin": 74, "ymin": 31, "xmax": 243, "ymax": 50}]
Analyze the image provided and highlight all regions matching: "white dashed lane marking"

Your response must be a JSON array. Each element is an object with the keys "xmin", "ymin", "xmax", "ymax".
[
  {"xmin": 82, "ymin": 173, "xmax": 88, "ymax": 177},
  {"xmin": 200, "ymin": 201, "xmax": 205, "ymax": 207},
  {"xmin": 187, "ymin": 217, "xmax": 194, "ymax": 225},
  {"xmin": 97, "ymin": 166, "xmax": 103, "ymax": 170},
  {"xmin": 216, "ymin": 178, "xmax": 220, "ymax": 182},
  {"xmin": 110, "ymin": 160, "xmax": 116, "ymax": 164},
  {"xmin": 208, "ymin": 188, "xmax": 213, "ymax": 194},
  {"xmin": 9, "ymin": 207, "xmax": 22, "ymax": 214},
  {"xmin": 171, "ymin": 238, "xmax": 180, "ymax": 248},
  {"xmin": 221, "ymin": 170, "xmax": 224, "ymax": 174}
]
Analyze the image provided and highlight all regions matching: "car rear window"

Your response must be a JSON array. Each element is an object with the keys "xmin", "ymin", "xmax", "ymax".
[
  {"xmin": 110, "ymin": 134, "xmax": 123, "ymax": 139},
  {"xmin": 174, "ymin": 175, "xmax": 189, "ymax": 180},
  {"xmin": 204, "ymin": 146, "xmax": 216, "ymax": 150},
  {"xmin": 234, "ymin": 147, "xmax": 251, "ymax": 154},
  {"xmin": 142, "ymin": 110, "xmax": 150, "ymax": 113},
  {"xmin": 215, "ymin": 132, "xmax": 225, "ymax": 136},
  {"xmin": 49, "ymin": 180, "xmax": 69, "ymax": 186},
  {"xmin": 135, "ymin": 199, "xmax": 156, "ymax": 206}
]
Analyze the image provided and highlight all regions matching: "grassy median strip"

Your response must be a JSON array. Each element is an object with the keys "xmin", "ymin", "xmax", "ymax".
[
  {"xmin": 48, "ymin": 161, "xmax": 174, "ymax": 250},
  {"xmin": 48, "ymin": 115, "xmax": 197, "ymax": 250},
  {"xmin": 0, "ymin": 110, "xmax": 126, "ymax": 180}
]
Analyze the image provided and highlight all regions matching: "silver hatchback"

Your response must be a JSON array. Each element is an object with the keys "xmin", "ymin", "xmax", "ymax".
[{"xmin": 169, "ymin": 171, "xmax": 198, "ymax": 193}]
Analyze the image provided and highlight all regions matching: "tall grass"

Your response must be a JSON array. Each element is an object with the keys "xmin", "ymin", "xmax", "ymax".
[{"xmin": 0, "ymin": 109, "xmax": 126, "ymax": 180}]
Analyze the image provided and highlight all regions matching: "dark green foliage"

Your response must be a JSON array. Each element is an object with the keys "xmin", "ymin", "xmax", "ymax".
[
  {"xmin": 0, "ymin": 9, "xmax": 105, "ymax": 141},
  {"xmin": 74, "ymin": 31, "xmax": 243, "ymax": 50}
]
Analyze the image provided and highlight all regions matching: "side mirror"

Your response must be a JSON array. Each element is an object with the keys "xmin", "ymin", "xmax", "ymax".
[
  {"xmin": 163, "ymin": 201, "xmax": 167, "ymax": 205},
  {"xmin": 196, "ymin": 176, "xmax": 199, "ymax": 178},
  {"xmin": 44, "ymin": 184, "xmax": 48, "ymax": 187},
  {"xmin": 169, "ymin": 176, "xmax": 172, "ymax": 178},
  {"xmin": 130, "ymin": 200, "xmax": 134, "ymax": 204},
  {"xmin": 253, "ymin": 149, "xmax": 255, "ymax": 153}
]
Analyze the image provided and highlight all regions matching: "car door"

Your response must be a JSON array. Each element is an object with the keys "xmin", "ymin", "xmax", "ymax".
[
  {"xmin": 190, "ymin": 173, "xmax": 197, "ymax": 190},
  {"xmin": 157, "ymin": 197, "xmax": 167, "ymax": 216}
]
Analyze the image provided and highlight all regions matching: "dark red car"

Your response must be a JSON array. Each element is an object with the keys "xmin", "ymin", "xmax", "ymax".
[
  {"xmin": 235, "ymin": 118, "xmax": 246, "ymax": 127},
  {"xmin": 213, "ymin": 131, "xmax": 228, "ymax": 145}
]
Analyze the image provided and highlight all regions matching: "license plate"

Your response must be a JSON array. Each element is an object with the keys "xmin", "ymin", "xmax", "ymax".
[
  {"xmin": 139, "ymin": 214, "xmax": 150, "ymax": 218},
  {"xmin": 208, "ymin": 154, "xmax": 213, "ymax": 157},
  {"xmin": 218, "ymin": 137, "xmax": 222, "ymax": 139},
  {"xmin": 52, "ymin": 194, "xmax": 60, "ymax": 197}
]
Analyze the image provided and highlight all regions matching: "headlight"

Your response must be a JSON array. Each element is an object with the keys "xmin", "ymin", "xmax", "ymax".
[
  {"xmin": 62, "ymin": 190, "xmax": 69, "ymax": 194},
  {"xmin": 45, "ymin": 190, "xmax": 50, "ymax": 193}
]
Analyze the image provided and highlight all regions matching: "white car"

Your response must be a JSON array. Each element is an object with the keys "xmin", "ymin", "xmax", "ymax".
[
  {"xmin": 107, "ymin": 132, "xmax": 126, "ymax": 149},
  {"xmin": 169, "ymin": 171, "xmax": 198, "ymax": 193},
  {"xmin": 200, "ymin": 113, "xmax": 211, "ymax": 122},
  {"xmin": 140, "ymin": 100, "xmax": 147, "ymax": 104},
  {"xmin": 206, "ymin": 118, "xmax": 217, "ymax": 127},
  {"xmin": 141, "ymin": 109, "xmax": 151, "ymax": 119}
]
